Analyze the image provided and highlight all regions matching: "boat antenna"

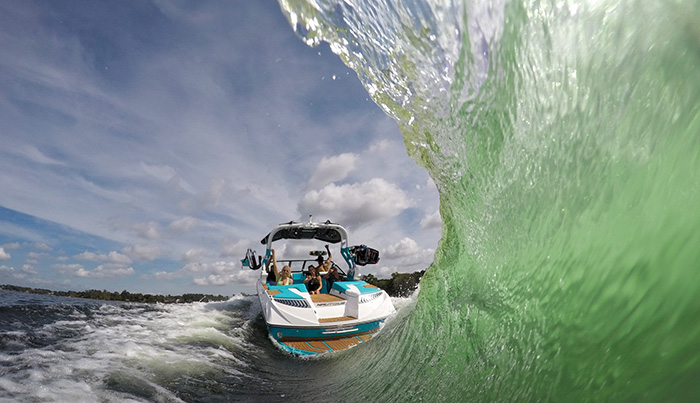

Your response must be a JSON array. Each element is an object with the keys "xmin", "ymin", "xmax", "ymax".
[{"xmin": 308, "ymin": 214, "xmax": 313, "ymax": 223}]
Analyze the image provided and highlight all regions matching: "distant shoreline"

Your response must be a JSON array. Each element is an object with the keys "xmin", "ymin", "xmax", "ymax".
[
  {"xmin": 1, "ymin": 270, "xmax": 424, "ymax": 304},
  {"xmin": 0, "ymin": 284, "xmax": 228, "ymax": 304}
]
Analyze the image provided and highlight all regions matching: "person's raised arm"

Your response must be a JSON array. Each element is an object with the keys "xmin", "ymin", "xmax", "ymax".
[
  {"xmin": 271, "ymin": 249, "xmax": 281, "ymax": 281},
  {"xmin": 324, "ymin": 245, "xmax": 332, "ymax": 266}
]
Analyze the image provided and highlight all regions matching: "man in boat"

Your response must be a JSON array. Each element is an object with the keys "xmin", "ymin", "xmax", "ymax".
[
  {"xmin": 323, "ymin": 264, "xmax": 342, "ymax": 293},
  {"xmin": 316, "ymin": 244, "xmax": 332, "ymax": 272}
]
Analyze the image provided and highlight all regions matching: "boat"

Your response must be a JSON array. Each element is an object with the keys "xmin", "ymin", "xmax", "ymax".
[{"xmin": 241, "ymin": 217, "xmax": 395, "ymax": 355}]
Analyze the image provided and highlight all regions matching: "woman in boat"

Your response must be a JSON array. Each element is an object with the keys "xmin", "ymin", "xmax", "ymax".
[
  {"xmin": 303, "ymin": 265, "xmax": 323, "ymax": 294},
  {"xmin": 267, "ymin": 249, "xmax": 293, "ymax": 285}
]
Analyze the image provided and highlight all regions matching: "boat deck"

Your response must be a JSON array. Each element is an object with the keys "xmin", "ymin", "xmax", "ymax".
[
  {"xmin": 280, "ymin": 333, "xmax": 375, "ymax": 354},
  {"xmin": 310, "ymin": 293, "xmax": 345, "ymax": 303},
  {"xmin": 318, "ymin": 315, "xmax": 356, "ymax": 323}
]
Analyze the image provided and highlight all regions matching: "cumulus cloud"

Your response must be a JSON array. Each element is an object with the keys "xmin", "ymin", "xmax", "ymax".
[
  {"xmin": 25, "ymin": 252, "xmax": 46, "ymax": 265},
  {"xmin": 420, "ymin": 210, "xmax": 442, "ymax": 230},
  {"xmin": 122, "ymin": 244, "xmax": 162, "ymax": 261},
  {"xmin": 0, "ymin": 265, "xmax": 19, "ymax": 278},
  {"xmin": 147, "ymin": 260, "xmax": 257, "ymax": 287},
  {"xmin": 132, "ymin": 222, "xmax": 161, "ymax": 239},
  {"xmin": 2, "ymin": 242, "xmax": 21, "ymax": 250},
  {"xmin": 53, "ymin": 263, "xmax": 134, "ymax": 278},
  {"xmin": 33, "ymin": 242, "xmax": 52, "ymax": 251},
  {"xmin": 307, "ymin": 153, "xmax": 358, "ymax": 189},
  {"xmin": 298, "ymin": 178, "xmax": 412, "ymax": 228},
  {"xmin": 0, "ymin": 248, "xmax": 10, "ymax": 261},
  {"xmin": 382, "ymin": 237, "xmax": 436, "ymax": 270},
  {"xmin": 190, "ymin": 261, "xmax": 258, "ymax": 286},
  {"xmin": 182, "ymin": 248, "xmax": 208, "ymax": 263},
  {"xmin": 372, "ymin": 265, "xmax": 396, "ymax": 279},
  {"xmin": 368, "ymin": 139, "xmax": 391, "ymax": 153},
  {"xmin": 74, "ymin": 251, "xmax": 132, "ymax": 264},
  {"xmin": 384, "ymin": 237, "xmax": 423, "ymax": 258}
]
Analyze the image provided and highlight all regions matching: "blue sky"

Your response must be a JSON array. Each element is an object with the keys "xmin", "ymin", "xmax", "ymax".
[{"xmin": 0, "ymin": 0, "xmax": 440, "ymax": 295}]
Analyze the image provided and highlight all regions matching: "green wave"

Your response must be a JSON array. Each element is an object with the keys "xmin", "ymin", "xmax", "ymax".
[{"xmin": 279, "ymin": 0, "xmax": 700, "ymax": 401}]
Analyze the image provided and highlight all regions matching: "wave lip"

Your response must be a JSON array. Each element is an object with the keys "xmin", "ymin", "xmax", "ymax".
[{"xmin": 278, "ymin": 0, "xmax": 700, "ymax": 401}]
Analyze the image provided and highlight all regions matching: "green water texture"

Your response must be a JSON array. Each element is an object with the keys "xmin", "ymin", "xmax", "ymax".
[{"xmin": 280, "ymin": 0, "xmax": 700, "ymax": 401}]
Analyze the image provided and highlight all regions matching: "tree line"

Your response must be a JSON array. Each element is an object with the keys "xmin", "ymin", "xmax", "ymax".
[
  {"xmin": 1, "ymin": 270, "xmax": 425, "ymax": 304},
  {"xmin": 0, "ymin": 284, "xmax": 228, "ymax": 304},
  {"xmin": 361, "ymin": 270, "xmax": 425, "ymax": 297}
]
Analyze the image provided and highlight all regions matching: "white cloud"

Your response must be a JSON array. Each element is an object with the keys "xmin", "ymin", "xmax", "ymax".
[
  {"xmin": 307, "ymin": 153, "xmax": 358, "ymax": 189},
  {"xmin": 178, "ymin": 179, "xmax": 228, "ymax": 211},
  {"xmin": 220, "ymin": 239, "xmax": 250, "ymax": 258},
  {"xmin": 140, "ymin": 161, "xmax": 176, "ymax": 182},
  {"xmin": 168, "ymin": 216, "xmax": 198, "ymax": 233},
  {"xmin": 0, "ymin": 265, "xmax": 26, "ymax": 280},
  {"xmin": 53, "ymin": 263, "xmax": 134, "ymax": 278},
  {"xmin": 182, "ymin": 248, "xmax": 207, "ymax": 263},
  {"xmin": 150, "ymin": 270, "xmax": 186, "ymax": 280},
  {"xmin": 191, "ymin": 261, "xmax": 258, "ymax": 286},
  {"xmin": 88, "ymin": 264, "xmax": 135, "ymax": 278},
  {"xmin": 25, "ymin": 252, "xmax": 45, "ymax": 265},
  {"xmin": 122, "ymin": 244, "xmax": 162, "ymax": 261},
  {"xmin": 2, "ymin": 242, "xmax": 21, "ymax": 250},
  {"xmin": 15, "ymin": 145, "xmax": 65, "ymax": 166},
  {"xmin": 384, "ymin": 237, "xmax": 422, "ymax": 258},
  {"xmin": 372, "ymin": 265, "xmax": 396, "ymax": 279},
  {"xmin": 0, "ymin": 248, "xmax": 10, "ymax": 261},
  {"xmin": 420, "ymin": 210, "xmax": 442, "ymax": 230},
  {"xmin": 381, "ymin": 237, "xmax": 436, "ymax": 272},
  {"xmin": 205, "ymin": 179, "xmax": 227, "ymax": 208},
  {"xmin": 298, "ymin": 178, "xmax": 412, "ymax": 228},
  {"xmin": 52, "ymin": 264, "xmax": 84, "ymax": 276},
  {"xmin": 368, "ymin": 139, "xmax": 391, "ymax": 153},
  {"xmin": 133, "ymin": 222, "xmax": 161, "ymax": 239},
  {"xmin": 74, "ymin": 251, "xmax": 132, "ymax": 265},
  {"xmin": 148, "ymin": 260, "xmax": 259, "ymax": 286}
]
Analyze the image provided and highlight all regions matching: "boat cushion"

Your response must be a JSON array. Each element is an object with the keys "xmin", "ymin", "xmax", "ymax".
[
  {"xmin": 268, "ymin": 283, "xmax": 307, "ymax": 299},
  {"xmin": 332, "ymin": 281, "xmax": 381, "ymax": 295}
]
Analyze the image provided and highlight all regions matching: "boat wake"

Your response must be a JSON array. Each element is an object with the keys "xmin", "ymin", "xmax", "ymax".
[{"xmin": 0, "ymin": 289, "xmax": 418, "ymax": 401}]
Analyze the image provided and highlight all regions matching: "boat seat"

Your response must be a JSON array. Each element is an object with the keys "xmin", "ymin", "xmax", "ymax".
[
  {"xmin": 332, "ymin": 281, "xmax": 382, "ymax": 295},
  {"xmin": 267, "ymin": 283, "xmax": 307, "ymax": 299}
]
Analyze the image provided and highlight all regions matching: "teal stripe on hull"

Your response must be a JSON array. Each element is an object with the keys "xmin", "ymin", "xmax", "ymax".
[{"xmin": 268, "ymin": 319, "xmax": 383, "ymax": 342}]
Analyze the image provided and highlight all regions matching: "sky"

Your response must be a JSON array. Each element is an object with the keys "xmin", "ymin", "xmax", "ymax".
[{"xmin": 0, "ymin": 0, "xmax": 441, "ymax": 296}]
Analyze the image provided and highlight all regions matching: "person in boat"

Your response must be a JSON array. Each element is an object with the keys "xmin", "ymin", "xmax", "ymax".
[
  {"xmin": 315, "ymin": 245, "xmax": 333, "ymax": 272},
  {"xmin": 266, "ymin": 249, "xmax": 293, "ymax": 285},
  {"xmin": 323, "ymin": 264, "xmax": 342, "ymax": 292},
  {"xmin": 303, "ymin": 265, "xmax": 323, "ymax": 294}
]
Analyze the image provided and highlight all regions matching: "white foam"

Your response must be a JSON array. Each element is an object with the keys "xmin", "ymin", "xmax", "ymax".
[{"xmin": 0, "ymin": 296, "xmax": 262, "ymax": 401}]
